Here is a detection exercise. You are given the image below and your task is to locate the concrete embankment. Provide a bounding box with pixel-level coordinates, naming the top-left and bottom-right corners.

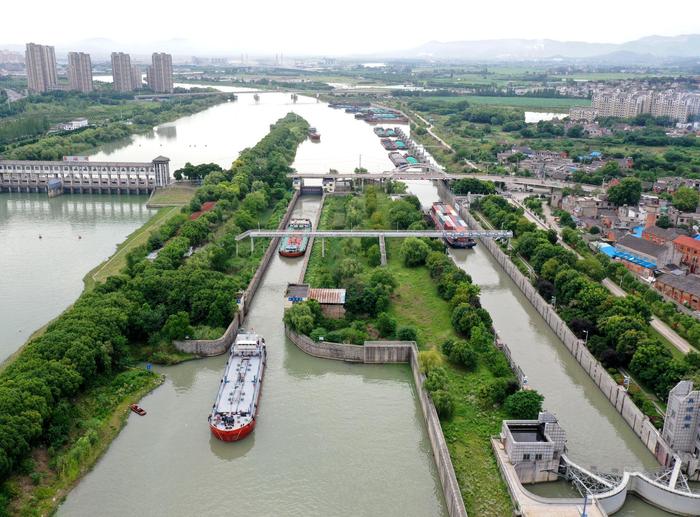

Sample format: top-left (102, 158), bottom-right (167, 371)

top-left (443, 187), bottom-right (672, 466)
top-left (297, 193), bottom-right (325, 283)
top-left (173, 190), bottom-right (301, 356)
top-left (286, 327), bottom-right (468, 517)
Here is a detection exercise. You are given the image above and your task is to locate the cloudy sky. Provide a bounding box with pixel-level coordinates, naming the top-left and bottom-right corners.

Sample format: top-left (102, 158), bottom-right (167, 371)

top-left (5, 0), bottom-right (700, 55)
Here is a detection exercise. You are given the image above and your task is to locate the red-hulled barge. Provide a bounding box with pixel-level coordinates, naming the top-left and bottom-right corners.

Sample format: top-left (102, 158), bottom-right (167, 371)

top-left (208, 331), bottom-right (266, 442)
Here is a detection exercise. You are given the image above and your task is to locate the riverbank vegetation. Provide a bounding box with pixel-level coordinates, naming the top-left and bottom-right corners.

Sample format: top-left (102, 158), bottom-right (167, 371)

top-left (0, 113), bottom-right (309, 514)
top-left (1, 92), bottom-right (229, 159)
top-left (296, 188), bottom-right (545, 516)
top-left (476, 194), bottom-right (700, 424)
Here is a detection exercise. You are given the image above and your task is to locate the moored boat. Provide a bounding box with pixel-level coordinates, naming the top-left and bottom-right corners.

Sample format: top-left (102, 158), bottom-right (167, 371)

top-left (279, 218), bottom-right (312, 257)
top-left (380, 138), bottom-right (397, 150)
top-left (389, 151), bottom-right (408, 167)
top-left (209, 331), bottom-right (266, 442)
top-left (308, 127), bottom-right (321, 142)
top-left (129, 404), bottom-right (146, 416)
top-left (430, 202), bottom-right (476, 249)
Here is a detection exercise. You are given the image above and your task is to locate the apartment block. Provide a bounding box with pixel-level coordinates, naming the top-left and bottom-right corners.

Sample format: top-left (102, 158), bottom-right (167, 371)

top-left (592, 89), bottom-right (700, 122)
top-left (111, 52), bottom-right (133, 92)
top-left (25, 43), bottom-right (57, 93)
top-left (67, 52), bottom-right (93, 93)
top-left (131, 66), bottom-right (143, 90)
top-left (148, 52), bottom-right (173, 93)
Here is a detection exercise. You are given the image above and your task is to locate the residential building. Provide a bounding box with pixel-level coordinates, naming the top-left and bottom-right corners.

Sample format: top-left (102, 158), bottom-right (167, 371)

top-left (592, 88), bottom-right (700, 123)
top-left (67, 52), bottom-right (93, 93)
top-left (568, 106), bottom-right (598, 122)
top-left (131, 66), bottom-right (142, 90)
top-left (655, 274), bottom-right (700, 310)
top-left (59, 118), bottom-right (89, 131)
top-left (674, 236), bottom-right (700, 274)
top-left (111, 52), bottom-right (133, 92)
top-left (148, 52), bottom-right (173, 93)
top-left (662, 381), bottom-right (700, 470)
top-left (25, 42), bottom-right (57, 93)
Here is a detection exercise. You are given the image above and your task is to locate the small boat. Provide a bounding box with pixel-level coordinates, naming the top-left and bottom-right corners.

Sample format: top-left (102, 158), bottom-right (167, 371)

top-left (253, 93), bottom-right (260, 102)
top-left (209, 331), bottom-right (266, 442)
top-left (279, 218), bottom-right (312, 257)
top-left (129, 403), bottom-right (146, 416)
top-left (308, 127), bottom-right (321, 142)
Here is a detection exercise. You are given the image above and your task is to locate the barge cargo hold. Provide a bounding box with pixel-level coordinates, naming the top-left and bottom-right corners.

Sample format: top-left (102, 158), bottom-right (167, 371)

top-left (389, 152), bottom-right (408, 167)
top-left (429, 202), bottom-right (476, 249)
top-left (209, 331), bottom-right (266, 442)
top-left (279, 218), bottom-right (312, 257)
top-left (380, 138), bottom-right (397, 150)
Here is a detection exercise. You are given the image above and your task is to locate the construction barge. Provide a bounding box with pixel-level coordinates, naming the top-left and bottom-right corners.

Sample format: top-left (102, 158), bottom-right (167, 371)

top-left (209, 331), bottom-right (267, 442)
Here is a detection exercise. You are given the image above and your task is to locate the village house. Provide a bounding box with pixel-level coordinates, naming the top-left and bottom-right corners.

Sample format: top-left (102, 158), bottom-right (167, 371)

top-left (615, 234), bottom-right (679, 276)
top-left (674, 236), bottom-right (700, 274)
top-left (285, 283), bottom-right (347, 318)
top-left (642, 226), bottom-right (686, 246)
top-left (655, 273), bottom-right (700, 310)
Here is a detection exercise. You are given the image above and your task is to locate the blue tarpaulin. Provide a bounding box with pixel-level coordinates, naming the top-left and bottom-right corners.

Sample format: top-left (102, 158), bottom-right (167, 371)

top-left (598, 243), bottom-right (656, 269)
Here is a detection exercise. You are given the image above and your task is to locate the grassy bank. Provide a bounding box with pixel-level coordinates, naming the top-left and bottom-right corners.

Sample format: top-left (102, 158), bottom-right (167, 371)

top-left (83, 206), bottom-right (180, 290)
top-left (146, 184), bottom-right (199, 207)
top-left (8, 369), bottom-right (163, 516)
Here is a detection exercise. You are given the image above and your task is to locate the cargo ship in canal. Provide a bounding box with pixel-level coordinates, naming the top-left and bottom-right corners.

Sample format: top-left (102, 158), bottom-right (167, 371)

top-left (209, 331), bottom-right (267, 442)
top-left (279, 218), bottom-right (312, 257)
top-left (430, 202), bottom-right (476, 249)
top-left (389, 152), bottom-right (408, 167)
top-left (308, 127), bottom-right (321, 142)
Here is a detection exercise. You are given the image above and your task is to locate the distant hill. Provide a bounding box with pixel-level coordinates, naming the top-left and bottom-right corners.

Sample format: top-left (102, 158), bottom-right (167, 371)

top-left (384, 34), bottom-right (700, 61)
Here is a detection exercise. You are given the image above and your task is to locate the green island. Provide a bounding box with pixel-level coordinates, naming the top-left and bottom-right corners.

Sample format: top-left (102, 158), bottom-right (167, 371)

top-left (0, 89), bottom-right (231, 160)
top-left (0, 113), bottom-right (309, 515)
top-left (287, 188), bottom-right (544, 516)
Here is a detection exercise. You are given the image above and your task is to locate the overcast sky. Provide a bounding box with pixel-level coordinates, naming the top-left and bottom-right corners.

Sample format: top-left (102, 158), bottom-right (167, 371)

top-left (5, 0), bottom-right (700, 55)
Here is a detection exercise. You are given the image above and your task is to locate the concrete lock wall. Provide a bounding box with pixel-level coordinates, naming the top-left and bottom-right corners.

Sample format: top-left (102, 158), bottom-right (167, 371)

top-left (285, 327), bottom-right (468, 517)
top-left (460, 205), bottom-right (672, 464)
top-left (173, 190), bottom-right (301, 356)
top-left (297, 193), bottom-right (326, 283)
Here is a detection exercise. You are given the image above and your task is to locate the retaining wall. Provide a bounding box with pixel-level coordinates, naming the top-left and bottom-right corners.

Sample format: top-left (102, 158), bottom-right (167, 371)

top-left (286, 327), bottom-right (468, 517)
top-left (458, 201), bottom-right (673, 466)
top-left (298, 193), bottom-right (325, 283)
top-left (173, 190), bottom-right (301, 356)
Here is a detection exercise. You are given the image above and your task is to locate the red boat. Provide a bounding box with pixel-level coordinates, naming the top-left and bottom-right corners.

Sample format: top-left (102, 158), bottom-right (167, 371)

top-left (279, 219), bottom-right (312, 258)
top-left (430, 202), bottom-right (476, 249)
top-left (129, 404), bottom-right (146, 416)
top-left (308, 127), bottom-right (321, 142)
top-left (209, 331), bottom-right (266, 442)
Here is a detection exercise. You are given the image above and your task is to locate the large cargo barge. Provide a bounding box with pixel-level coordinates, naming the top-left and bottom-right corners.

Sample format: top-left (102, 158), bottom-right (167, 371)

top-left (380, 138), bottom-right (397, 150)
top-left (209, 331), bottom-right (267, 442)
top-left (279, 218), bottom-right (312, 257)
top-left (430, 202), bottom-right (476, 249)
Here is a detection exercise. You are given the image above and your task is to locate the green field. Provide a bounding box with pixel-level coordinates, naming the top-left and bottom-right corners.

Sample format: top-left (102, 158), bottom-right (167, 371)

top-left (418, 95), bottom-right (590, 110)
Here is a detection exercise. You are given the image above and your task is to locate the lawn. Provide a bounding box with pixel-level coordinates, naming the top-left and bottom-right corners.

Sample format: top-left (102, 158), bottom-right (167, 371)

top-left (147, 184), bottom-right (198, 207)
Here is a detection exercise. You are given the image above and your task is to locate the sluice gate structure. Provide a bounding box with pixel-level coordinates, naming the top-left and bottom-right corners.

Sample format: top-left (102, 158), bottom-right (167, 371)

top-left (0, 156), bottom-right (171, 195)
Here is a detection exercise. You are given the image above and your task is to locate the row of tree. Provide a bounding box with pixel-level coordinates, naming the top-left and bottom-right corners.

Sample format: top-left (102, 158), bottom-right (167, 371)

top-left (0, 113), bottom-right (309, 485)
top-left (477, 195), bottom-right (700, 402)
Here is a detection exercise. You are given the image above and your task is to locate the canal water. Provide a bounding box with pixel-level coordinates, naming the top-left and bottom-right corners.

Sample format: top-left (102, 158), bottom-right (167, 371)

top-left (0, 194), bottom-right (154, 363)
top-left (3, 86), bottom-right (670, 515)
top-left (53, 97), bottom-right (447, 515)
top-left (58, 196), bottom-right (446, 516)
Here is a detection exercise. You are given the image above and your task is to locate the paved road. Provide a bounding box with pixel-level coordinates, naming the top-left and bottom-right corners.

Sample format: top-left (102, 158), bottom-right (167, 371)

top-left (602, 278), bottom-right (692, 354)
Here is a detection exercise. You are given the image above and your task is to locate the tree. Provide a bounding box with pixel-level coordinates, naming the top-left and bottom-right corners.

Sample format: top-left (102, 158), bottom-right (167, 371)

top-left (629, 342), bottom-right (672, 395)
top-left (656, 215), bottom-right (672, 229)
top-left (673, 187), bottom-right (699, 212)
top-left (388, 200), bottom-right (422, 229)
top-left (504, 390), bottom-right (544, 419)
top-left (161, 311), bottom-right (192, 341)
top-left (401, 238), bottom-right (430, 267)
top-left (448, 340), bottom-right (478, 370)
top-left (366, 244), bottom-right (381, 267)
top-left (566, 125), bottom-right (584, 138)
top-left (283, 302), bottom-right (316, 335)
top-left (607, 178), bottom-right (642, 207)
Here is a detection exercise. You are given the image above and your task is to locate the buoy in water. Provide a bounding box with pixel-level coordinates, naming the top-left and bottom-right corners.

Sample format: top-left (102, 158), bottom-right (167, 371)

top-left (78, 235), bottom-right (82, 239)
top-left (38, 235), bottom-right (42, 239)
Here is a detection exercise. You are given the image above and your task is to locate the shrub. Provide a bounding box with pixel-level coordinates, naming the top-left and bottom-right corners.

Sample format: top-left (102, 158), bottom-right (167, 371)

top-left (397, 326), bottom-right (418, 341)
top-left (431, 390), bottom-right (456, 419)
top-left (448, 340), bottom-right (478, 370)
top-left (424, 366), bottom-right (449, 393)
top-left (419, 349), bottom-right (443, 373)
top-left (376, 313), bottom-right (397, 337)
top-left (310, 327), bottom-right (328, 342)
